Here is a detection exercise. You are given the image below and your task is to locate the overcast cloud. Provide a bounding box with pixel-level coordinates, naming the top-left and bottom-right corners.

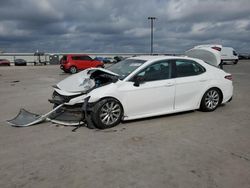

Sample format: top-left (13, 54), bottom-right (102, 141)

top-left (0, 0), bottom-right (249, 53)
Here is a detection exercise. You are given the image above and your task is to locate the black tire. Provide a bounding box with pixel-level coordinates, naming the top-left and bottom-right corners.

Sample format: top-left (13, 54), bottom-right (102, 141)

top-left (219, 62), bottom-right (223, 69)
top-left (200, 88), bottom-right (221, 112)
top-left (233, 60), bottom-right (238, 64)
top-left (91, 98), bottom-right (123, 129)
top-left (69, 66), bottom-right (77, 74)
top-left (15, 63), bottom-right (27, 66)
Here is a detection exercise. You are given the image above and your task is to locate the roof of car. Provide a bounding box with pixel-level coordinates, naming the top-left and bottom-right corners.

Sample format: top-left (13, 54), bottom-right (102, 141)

top-left (128, 55), bottom-right (184, 61)
top-left (65, 54), bottom-right (89, 56)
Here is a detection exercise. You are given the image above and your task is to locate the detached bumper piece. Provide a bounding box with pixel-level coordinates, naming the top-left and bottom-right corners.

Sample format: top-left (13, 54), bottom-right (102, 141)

top-left (7, 99), bottom-right (95, 128)
top-left (7, 109), bottom-right (42, 127)
top-left (7, 104), bottom-right (66, 127)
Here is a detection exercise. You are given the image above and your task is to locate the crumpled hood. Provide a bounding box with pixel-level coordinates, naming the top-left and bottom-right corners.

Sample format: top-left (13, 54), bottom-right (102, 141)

top-left (56, 68), bottom-right (118, 93)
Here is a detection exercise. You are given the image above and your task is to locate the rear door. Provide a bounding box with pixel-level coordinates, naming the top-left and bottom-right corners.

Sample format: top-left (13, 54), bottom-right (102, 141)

top-left (173, 59), bottom-right (208, 110)
top-left (79, 55), bottom-right (93, 69)
top-left (71, 55), bottom-right (81, 68)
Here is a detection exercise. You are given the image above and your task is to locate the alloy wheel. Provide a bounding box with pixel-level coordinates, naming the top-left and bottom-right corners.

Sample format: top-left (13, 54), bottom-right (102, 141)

top-left (205, 90), bottom-right (220, 110)
top-left (99, 101), bottom-right (121, 126)
top-left (70, 66), bottom-right (77, 74)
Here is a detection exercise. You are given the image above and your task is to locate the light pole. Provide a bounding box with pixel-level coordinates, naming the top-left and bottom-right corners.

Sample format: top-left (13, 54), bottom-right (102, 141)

top-left (148, 17), bottom-right (156, 54)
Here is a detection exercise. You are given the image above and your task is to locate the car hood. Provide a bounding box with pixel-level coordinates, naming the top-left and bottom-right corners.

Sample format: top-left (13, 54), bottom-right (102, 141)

top-left (185, 47), bottom-right (221, 66)
top-left (56, 68), bottom-right (119, 93)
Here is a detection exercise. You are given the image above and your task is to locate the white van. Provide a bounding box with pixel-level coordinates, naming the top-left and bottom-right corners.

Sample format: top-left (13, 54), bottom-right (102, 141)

top-left (221, 47), bottom-right (238, 64)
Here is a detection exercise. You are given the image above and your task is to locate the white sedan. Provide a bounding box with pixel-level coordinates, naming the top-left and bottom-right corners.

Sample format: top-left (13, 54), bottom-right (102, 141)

top-left (51, 52), bottom-right (233, 129)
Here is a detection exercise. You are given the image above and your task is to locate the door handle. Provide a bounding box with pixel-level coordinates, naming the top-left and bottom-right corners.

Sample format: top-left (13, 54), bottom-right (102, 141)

top-left (199, 79), bottom-right (207, 82)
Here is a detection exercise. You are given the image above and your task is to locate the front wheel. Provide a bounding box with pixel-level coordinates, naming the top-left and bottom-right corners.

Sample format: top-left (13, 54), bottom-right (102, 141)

top-left (91, 98), bottom-right (123, 129)
top-left (200, 88), bottom-right (221, 112)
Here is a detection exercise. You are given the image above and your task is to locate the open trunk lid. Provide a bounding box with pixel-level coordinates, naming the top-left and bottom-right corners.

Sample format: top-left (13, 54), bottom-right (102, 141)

top-left (185, 47), bottom-right (221, 66)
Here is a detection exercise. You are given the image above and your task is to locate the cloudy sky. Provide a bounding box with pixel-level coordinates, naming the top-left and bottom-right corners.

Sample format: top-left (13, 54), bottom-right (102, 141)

top-left (0, 0), bottom-right (249, 53)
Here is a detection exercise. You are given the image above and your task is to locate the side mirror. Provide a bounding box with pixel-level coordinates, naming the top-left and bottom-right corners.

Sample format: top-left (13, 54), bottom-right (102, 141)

top-left (133, 76), bottom-right (144, 87)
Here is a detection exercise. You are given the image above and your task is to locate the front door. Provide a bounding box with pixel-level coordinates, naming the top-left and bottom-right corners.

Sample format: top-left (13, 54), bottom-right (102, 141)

top-left (119, 60), bottom-right (175, 119)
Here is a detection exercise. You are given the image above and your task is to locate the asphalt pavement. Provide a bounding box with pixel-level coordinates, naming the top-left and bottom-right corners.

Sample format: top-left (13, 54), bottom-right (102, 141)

top-left (0, 61), bottom-right (250, 188)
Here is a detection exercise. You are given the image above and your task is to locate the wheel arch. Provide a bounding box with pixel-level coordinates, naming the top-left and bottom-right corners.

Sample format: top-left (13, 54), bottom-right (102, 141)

top-left (199, 87), bottom-right (223, 108)
top-left (90, 96), bottom-right (124, 129)
top-left (92, 96), bottom-right (124, 114)
top-left (69, 65), bottom-right (78, 73)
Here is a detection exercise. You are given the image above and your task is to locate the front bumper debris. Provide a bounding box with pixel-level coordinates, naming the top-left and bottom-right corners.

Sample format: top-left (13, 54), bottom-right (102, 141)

top-left (7, 109), bottom-right (42, 127)
top-left (7, 104), bottom-right (66, 127)
top-left (7, 97), bottom-right (95, 128)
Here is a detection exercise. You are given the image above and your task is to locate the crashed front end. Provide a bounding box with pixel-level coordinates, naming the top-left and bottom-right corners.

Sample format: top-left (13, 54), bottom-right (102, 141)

top-left (7, 68), bottom-right (119, 128)
top-left (48, 92), bottom-right (94, 128)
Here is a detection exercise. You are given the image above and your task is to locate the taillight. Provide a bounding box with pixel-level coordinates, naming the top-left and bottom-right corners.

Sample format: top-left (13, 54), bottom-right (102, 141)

top-left (212, 46), bottom-right (221, 51)
top-left (225, 75), bottom-right (232, 81)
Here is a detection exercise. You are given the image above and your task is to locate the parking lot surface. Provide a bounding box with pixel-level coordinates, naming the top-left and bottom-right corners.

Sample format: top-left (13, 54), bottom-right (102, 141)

top-left (0, 61), bottom-right (250, 188)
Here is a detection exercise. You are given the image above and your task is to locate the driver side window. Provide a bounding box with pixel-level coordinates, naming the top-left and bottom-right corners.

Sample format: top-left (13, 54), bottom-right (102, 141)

top-left (135, 61), bottom-right (171, 82)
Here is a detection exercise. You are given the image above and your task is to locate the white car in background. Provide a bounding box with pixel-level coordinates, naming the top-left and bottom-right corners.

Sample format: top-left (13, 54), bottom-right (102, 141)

top-left (50, 49), bottom-right (233, 129)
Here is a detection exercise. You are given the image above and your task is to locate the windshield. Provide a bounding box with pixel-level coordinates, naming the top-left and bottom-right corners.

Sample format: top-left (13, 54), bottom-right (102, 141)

top-left (107, 59), bottom-right (146, 80)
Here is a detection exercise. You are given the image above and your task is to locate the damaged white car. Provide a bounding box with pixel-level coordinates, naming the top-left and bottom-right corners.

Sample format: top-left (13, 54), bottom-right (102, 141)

top-left (8, 48), bottom-right (233, 129)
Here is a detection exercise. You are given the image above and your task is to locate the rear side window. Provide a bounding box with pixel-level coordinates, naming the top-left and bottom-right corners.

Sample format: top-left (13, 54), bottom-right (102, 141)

top-left (72, 56), bottom-right (81, 60)
top-left (175, 60), bottom-right (205, 77)
top-left (80, 56), bottom-right (92, 60)
top-left (71, 56), bottom-right (92, 60)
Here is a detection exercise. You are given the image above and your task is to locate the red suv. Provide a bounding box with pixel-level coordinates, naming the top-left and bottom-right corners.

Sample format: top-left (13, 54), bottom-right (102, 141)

top-left (0, 59), bottom-right (10, 66)
top-left (60, 54), bottom-right (104, 74)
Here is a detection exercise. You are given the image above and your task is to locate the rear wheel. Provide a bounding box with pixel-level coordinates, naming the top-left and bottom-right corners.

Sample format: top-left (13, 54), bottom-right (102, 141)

top-left (233, 60), bottom-right (238, 64)
top-left (200, 88), bottom-right (221, 112)
top-left (91, 98), bottom-right (123, 129)
top-left (69, 66), bottom-right (77, 74)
